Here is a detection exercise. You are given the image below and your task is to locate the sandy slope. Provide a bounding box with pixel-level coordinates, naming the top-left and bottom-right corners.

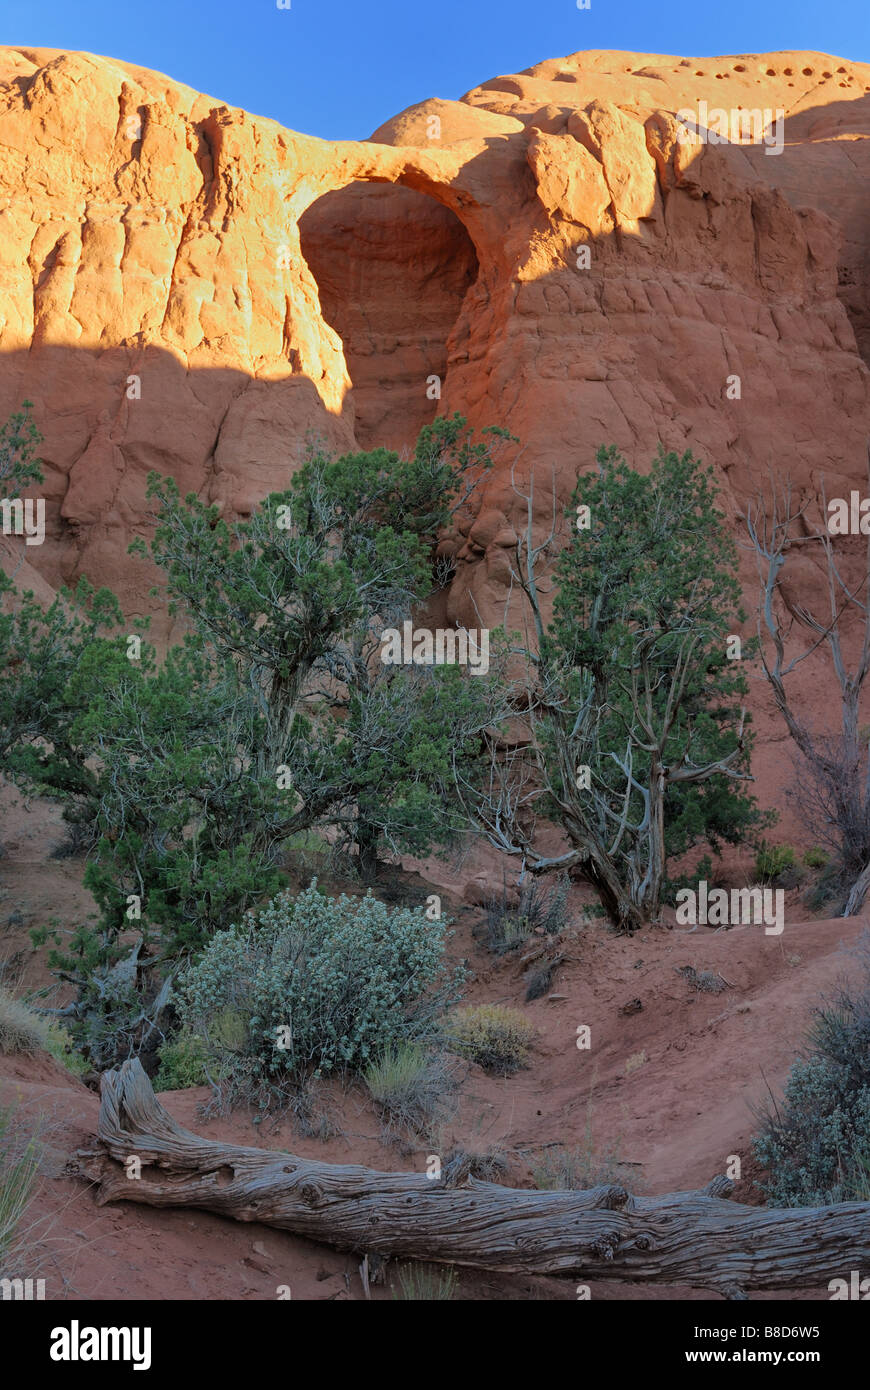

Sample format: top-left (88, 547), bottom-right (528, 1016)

top-left (1, 838), bottom-right (865, 1301)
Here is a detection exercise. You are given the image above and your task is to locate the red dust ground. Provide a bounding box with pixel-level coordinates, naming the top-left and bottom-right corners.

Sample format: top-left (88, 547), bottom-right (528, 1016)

top-left (1, 781), bottom-right (866, 1301)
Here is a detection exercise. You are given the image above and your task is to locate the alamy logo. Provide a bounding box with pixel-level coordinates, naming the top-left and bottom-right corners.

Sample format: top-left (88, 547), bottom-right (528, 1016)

top-left (49, 1321), bottom-right (152, 1371)
top-left (675, 881), bottom-right (784, 935)
top-left (1, 1277), bottom-right (45, 1300)
top-left (0, 497), bottom-right (45, 545)
top-left (379, 622), bottom-right (490, 675)
top-left (826, 493), bottom-right (870, 535)
top-left (828, 1271), bottom-right (870, 1299)
top-left (674, 102), bottom-right (785, 155)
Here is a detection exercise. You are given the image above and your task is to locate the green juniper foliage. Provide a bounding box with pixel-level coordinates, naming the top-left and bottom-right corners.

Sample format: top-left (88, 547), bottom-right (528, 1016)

top-left (550, 446), bottom-right (762, 862)
top-left (0, 402), bottom-right (42, 496)
top-left (132, 414), bottom-right (505, 884)
top-left (0, 411), bottom-right (504, 1062)
top-left (475, 445), bottom-right (767, 931)
top-left (0, 577), bottom-right (124, 827)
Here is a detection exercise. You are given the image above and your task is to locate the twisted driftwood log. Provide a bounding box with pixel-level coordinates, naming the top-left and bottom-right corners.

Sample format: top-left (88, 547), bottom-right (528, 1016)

top-left (81, 1059), bottom-right (870, 1298)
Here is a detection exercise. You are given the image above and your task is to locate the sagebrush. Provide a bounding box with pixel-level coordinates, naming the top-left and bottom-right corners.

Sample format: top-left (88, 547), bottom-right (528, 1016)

top-left (753, 933), bottom-right (870, 1204)
top-left (175, 882), bottom-right (465, 1107)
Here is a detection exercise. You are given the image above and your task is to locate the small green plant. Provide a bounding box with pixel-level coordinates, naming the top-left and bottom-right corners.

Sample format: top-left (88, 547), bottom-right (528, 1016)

top-left (804, 858), bottom-right (849, 914)
top-left (210, 1008), bottom-right (249, 1054)
top-left (580, 903), bottom-right (610, 924)
top-left (0, 1104), bottom-right (41, 1279)
top-left (533, 1135), bottom-right (626, 1191)
top-left (363, 1044), bottom-right (456, 1133)
top-left (665, 852), bottom-right (721, 897)
top-left (0, 988), bottom-right (49, 1055)
top-left (154, 1033), bottom-right (209, 1091)
top-left (754, 840), bottom-right (797, 884)
top-left (444, 1004), bottom-right (535, 1075)
top-left (694, 854), bottom-right (715, 884)
top-left (394, 1263), bottom-right (458, 1300)
top-left (44, 1023), bottom-right (90, 1078)
top-left (803, 846), bottom-right (829, 870)
top-left (493, 914), bottom-right (531, 952)
top-left (0, 988), bottom-right (90, 1077)
top-left (482, 877), bottom-right (569, 955)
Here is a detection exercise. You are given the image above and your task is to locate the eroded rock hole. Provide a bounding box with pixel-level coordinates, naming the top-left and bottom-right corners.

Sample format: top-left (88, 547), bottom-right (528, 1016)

top-left (299, 183), bottom-right (479, 452)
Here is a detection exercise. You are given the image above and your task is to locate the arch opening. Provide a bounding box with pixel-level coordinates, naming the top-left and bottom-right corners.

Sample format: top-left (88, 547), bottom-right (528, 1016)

top-left (299, 181), bottom-right (479, 452)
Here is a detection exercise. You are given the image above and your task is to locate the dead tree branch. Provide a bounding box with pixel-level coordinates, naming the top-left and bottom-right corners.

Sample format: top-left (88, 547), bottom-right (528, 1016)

top-left (79, 1061), bottom-right (870, 1299)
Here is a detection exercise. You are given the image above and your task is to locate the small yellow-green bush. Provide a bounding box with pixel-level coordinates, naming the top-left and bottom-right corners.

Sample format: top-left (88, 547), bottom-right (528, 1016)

top-left (754, 840), bottom-right (797, 884)
top-left (444, 1004), bottom-right (535, 1075)
top-left (0, 988), bottom-right (89, 1077)
top-left (803, 846), bottom-right (829, 870)
top-left (44, 1023), bottom-right (89, 1078)
top-left (394, 1263), bottom-right (457, 1300)
top-left (154, 1033), bottom-right (209, 1091)
top-left (363, 1043), bottom-right (455, 1132)
top-left (0, 988), bottom-right (49, 1056)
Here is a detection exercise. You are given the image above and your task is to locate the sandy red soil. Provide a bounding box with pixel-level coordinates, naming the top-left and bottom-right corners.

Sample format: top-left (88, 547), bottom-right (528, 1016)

top-left (1, 781), bottom-right (865, 1301)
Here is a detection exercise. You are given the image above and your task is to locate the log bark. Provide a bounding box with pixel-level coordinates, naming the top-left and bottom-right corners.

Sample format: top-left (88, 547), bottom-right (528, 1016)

top-left (82, 1059), bottom-right (870, 1298)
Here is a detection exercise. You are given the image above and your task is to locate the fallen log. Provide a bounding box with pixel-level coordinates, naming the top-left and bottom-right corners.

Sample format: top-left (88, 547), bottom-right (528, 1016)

top-left (81, 1059), bottom-right (870, 1298)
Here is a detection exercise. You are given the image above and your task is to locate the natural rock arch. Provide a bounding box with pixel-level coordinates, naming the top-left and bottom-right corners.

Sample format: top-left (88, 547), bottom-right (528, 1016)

top-left (299, 182), bottom-right (480, 452)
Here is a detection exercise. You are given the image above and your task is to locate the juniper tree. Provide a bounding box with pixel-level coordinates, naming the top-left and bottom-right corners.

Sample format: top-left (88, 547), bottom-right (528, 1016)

top-left (20, 417), bottom-right (507, 963)
top-left (3, 413), bottom-right (510, 1060)
top-left (463, 445), bottom-right (764, 932)
top-left (135, 414), bottom-right (508, 887)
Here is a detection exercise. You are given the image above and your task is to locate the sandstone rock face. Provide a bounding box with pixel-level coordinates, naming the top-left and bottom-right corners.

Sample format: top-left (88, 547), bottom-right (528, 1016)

top-left (299, 184), bottom-right (479, 451)
top-left (0, 45), bottom-right (868, 637)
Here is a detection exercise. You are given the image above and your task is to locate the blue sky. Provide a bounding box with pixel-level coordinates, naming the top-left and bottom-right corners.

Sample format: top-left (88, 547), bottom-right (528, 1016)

top-left (4, 0), bottom-right (869, 140)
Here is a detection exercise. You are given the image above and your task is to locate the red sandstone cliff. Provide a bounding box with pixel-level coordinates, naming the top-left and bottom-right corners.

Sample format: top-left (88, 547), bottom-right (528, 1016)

top-left (0, 45), bottom-right (868, 637)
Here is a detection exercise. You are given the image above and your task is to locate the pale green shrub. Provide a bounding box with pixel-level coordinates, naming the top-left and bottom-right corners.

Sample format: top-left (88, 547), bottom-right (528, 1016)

top-left (176, 882), bottom-right (464, 1104)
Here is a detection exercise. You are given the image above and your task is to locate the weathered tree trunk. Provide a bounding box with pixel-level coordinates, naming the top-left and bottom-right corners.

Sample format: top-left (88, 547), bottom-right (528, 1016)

top-left (843, 857), bottom-right (870, 917)
top-left (79, 1060), bottom-right (870, 1298)
top-left (356, 821), bottom-right (380, 883)
top-left (582, 854), bottom-right (645, 934)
